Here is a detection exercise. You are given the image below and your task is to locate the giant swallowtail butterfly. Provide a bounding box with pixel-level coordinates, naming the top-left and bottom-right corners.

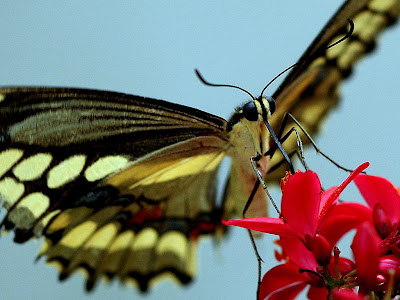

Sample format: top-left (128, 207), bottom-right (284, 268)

top-left (0, 0), bottom-right (399, 297)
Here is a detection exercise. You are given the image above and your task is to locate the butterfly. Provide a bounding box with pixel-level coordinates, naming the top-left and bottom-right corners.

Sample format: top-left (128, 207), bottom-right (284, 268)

top-left (0, 0), bottom-right (399, 294)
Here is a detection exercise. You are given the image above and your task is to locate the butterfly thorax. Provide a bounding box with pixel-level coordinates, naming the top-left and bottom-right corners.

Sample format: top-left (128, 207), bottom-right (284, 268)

top-left (224, 115), bottom-right (271, 217)
top-left (222, 97), bottom-right (274, 218)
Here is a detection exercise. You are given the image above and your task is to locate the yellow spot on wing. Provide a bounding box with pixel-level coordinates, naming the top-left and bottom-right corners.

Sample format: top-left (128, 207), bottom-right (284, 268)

top-left (337, 41), bottom-right (365, 70)
top-left (44, 207), bottom-right (122, 262)
top-left (99, 231), bottom-right (134, 275)
top-left (155, 231), bottom-right (187, 257)
top-left (154, 231), bottom-right (191, 273)
top-left (33, 209), bottom-right (61, 237)
top-left (369, 0), bottom-right (398, 12)
top-left (13, 153), bottom-right (53, 181)
top-left (68, 222), bottom-right (120, 270)
top-left (0, 149), bottom-right (24, 177)
top-left (38, 240), bottom-right (52, 257)
top-left (133, 228), bottom-right (158, 250)
top-left (53, 207), bottom-right (121, 249)
top-left (107, 151), bottom-right (224, 193)
top-left (45, 207), bottom-right (93, 235)
top-left (353, 11), bottom-right (385, 43)
top-left (8, 192), bottom-right (50, 229)
top-left (107, 230), bottom-right (134, 253)
top-left (86, 222), bottom-right (120, 249)
top-left (84, 156), bottom-right (129, 182)
top-left (47, 155), bottom-right (87, 188)
top-left (120, 228), bottom-right (158, 276)
top-left (58, 220), bottom-right (98, 248)
top-left (154, 153), bottom-right (221, 184)
top-left (0, 177), bottom-right (25, 209)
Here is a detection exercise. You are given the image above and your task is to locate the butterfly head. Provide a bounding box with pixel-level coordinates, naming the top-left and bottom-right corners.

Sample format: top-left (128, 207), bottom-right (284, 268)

top-left (242, 96), bottom-right (276, 122)
top-left (242, 96), bottom-right (276, 157)
top-left (228, 96), bottom-right (276, 163)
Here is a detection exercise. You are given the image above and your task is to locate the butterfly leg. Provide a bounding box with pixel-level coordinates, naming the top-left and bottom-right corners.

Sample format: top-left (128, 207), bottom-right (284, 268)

top-left (244, 117), bottom-right (297, 217)
top-left (278, 112), bottom-right (353, 172)
top-left (270, 122), bottom-right (309, 171)
top-left (242, 115), bottom-right (314, 298)
top-left (241, 179), bottom-right (263, 299)
top-left (247, 117), bottom-right (303, 218)
top-left (249, 155), bottom-right (281, 217)
top-left (266, 149), bottom-right (297, 173)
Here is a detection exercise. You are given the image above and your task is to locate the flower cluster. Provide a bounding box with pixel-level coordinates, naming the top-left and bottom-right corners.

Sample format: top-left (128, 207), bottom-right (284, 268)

top-left (224, 162), bottom-right (400, 299)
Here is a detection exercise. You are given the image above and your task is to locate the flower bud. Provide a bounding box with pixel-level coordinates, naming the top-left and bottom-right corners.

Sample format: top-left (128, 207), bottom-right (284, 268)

top-left (311, 234), bottom-right (332, 266)
top-left (373, 204), bottom-right (392, 240)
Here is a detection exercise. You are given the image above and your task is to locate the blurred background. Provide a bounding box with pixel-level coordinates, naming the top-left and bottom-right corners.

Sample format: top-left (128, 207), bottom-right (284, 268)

top-left (0, 1), bottom-right (399, 299)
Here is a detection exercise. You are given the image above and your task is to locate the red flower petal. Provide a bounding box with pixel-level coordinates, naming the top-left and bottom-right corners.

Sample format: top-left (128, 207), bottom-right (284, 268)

top-left (319, 163), bottom-right (369, 222)
top-left (222, 217), bottom-right (299, 237)
top-left (354, 174), bottom-right (400, 224)
top-left (373, 203), bottom-right (393, 239)
top-left (280, 236), bottom-right (318, 270)
top-left (327, 256), bottom-right (355, 276)
top-left (319, 186), bottom-right (337, 214)
top-left (319, 202), bottom-right (372, 247)
top-left (281, 171), bottom-right (321, 236)
top-left (331, 288), bottom-right (363, 300)
top-left (351, 221), bottom-right (381, 292)
top-left (307, 286), bottom-right (328, 300)
top-left (310, 234), bottom-right (331, 266)
top-left (378, 254), bottom-right (400, 278)
top-left (258, 263), bottom-right (308, 300)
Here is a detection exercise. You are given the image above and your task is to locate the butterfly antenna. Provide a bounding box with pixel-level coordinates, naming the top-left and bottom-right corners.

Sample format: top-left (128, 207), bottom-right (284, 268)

top-left (259, 18), bottom-right (354, 97)
top-left (195, 69), bottom-right (256, 100)
top-left (326, 18), bottom-right (354, 50)
top-left (260, 63), bottom-right (297, 97)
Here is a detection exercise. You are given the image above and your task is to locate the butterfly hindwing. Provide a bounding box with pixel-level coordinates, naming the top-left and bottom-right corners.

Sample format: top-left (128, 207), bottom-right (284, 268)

top-left (0, 88), bottom-right (227, 290)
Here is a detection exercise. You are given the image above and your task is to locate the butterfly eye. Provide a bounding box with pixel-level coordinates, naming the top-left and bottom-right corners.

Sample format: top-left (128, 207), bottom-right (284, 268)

top-left (243, 101), bottom-right (259, 121)
top-left (266, 96), bottom-right (276, 115)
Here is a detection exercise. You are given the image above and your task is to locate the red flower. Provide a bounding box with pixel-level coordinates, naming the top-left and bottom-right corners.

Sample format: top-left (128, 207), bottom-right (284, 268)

top-left (354, 174), bottom-right (400, 254)
top-left (224, 163), bottom-right (370, 261)
top-left (351, 174), bottom-right (400, 293)
top-left (350, 221), bottom-right (400, 295)
top-left (224, 163), bottom-right (371, 299)
top-left (258, 237), bottom-right (356, 300)
top-left (257, 263), bottom-right (310, 300)
top-left (351, 221), bottom-right (381, 293)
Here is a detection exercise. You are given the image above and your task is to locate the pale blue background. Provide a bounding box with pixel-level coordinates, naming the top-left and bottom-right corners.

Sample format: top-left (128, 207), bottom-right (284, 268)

top-left (0, 1), bottom-right (399, 299)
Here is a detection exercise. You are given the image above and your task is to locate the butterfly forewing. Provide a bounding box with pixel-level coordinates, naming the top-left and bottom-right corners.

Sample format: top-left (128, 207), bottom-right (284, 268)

top-left (0, 88), bottom-right (227, 153)
top-left (266, 0), bottom-right (400, 181)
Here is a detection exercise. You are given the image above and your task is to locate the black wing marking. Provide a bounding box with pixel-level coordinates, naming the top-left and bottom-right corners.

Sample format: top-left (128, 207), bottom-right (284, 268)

top-left (0, 87), bottom-right (227, 157)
